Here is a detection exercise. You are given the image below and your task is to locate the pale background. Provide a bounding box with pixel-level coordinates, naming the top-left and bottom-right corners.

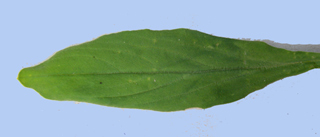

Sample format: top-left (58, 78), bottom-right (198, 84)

top-left (1, 0), bottom-right (319, 137)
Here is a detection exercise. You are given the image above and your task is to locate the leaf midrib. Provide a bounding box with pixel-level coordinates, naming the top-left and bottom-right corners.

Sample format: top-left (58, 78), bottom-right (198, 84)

top-left (21, 60), bottom-right (319, 78)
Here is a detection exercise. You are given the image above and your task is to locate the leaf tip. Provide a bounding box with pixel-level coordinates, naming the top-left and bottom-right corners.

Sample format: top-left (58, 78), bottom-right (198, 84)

top-left (17, 68), bottom-right (27, 87)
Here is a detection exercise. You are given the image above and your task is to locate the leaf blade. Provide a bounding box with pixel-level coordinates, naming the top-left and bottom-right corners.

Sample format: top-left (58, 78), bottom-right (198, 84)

top-left (18, 28), bottom-right (320, 111)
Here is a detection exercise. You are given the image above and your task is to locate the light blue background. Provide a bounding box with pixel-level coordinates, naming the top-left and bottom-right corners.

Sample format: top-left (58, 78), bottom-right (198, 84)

top-left (1, 0), bottom-right (319, 137)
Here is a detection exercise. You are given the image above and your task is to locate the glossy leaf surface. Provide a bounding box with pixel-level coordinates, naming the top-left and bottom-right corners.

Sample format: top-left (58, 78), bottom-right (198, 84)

top-left (18, 29), bottom-right (320, 111)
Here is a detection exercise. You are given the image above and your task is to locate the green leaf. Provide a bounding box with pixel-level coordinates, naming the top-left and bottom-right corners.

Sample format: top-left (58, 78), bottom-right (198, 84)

top-left (17, 28), bottom-right (320, 112)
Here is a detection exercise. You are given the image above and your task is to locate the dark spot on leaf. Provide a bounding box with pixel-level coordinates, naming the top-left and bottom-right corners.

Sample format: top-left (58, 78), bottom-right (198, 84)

top-left (93, 56), bottom-right (95, 58)
top-left (100, 82), bottom-right (102, 84)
